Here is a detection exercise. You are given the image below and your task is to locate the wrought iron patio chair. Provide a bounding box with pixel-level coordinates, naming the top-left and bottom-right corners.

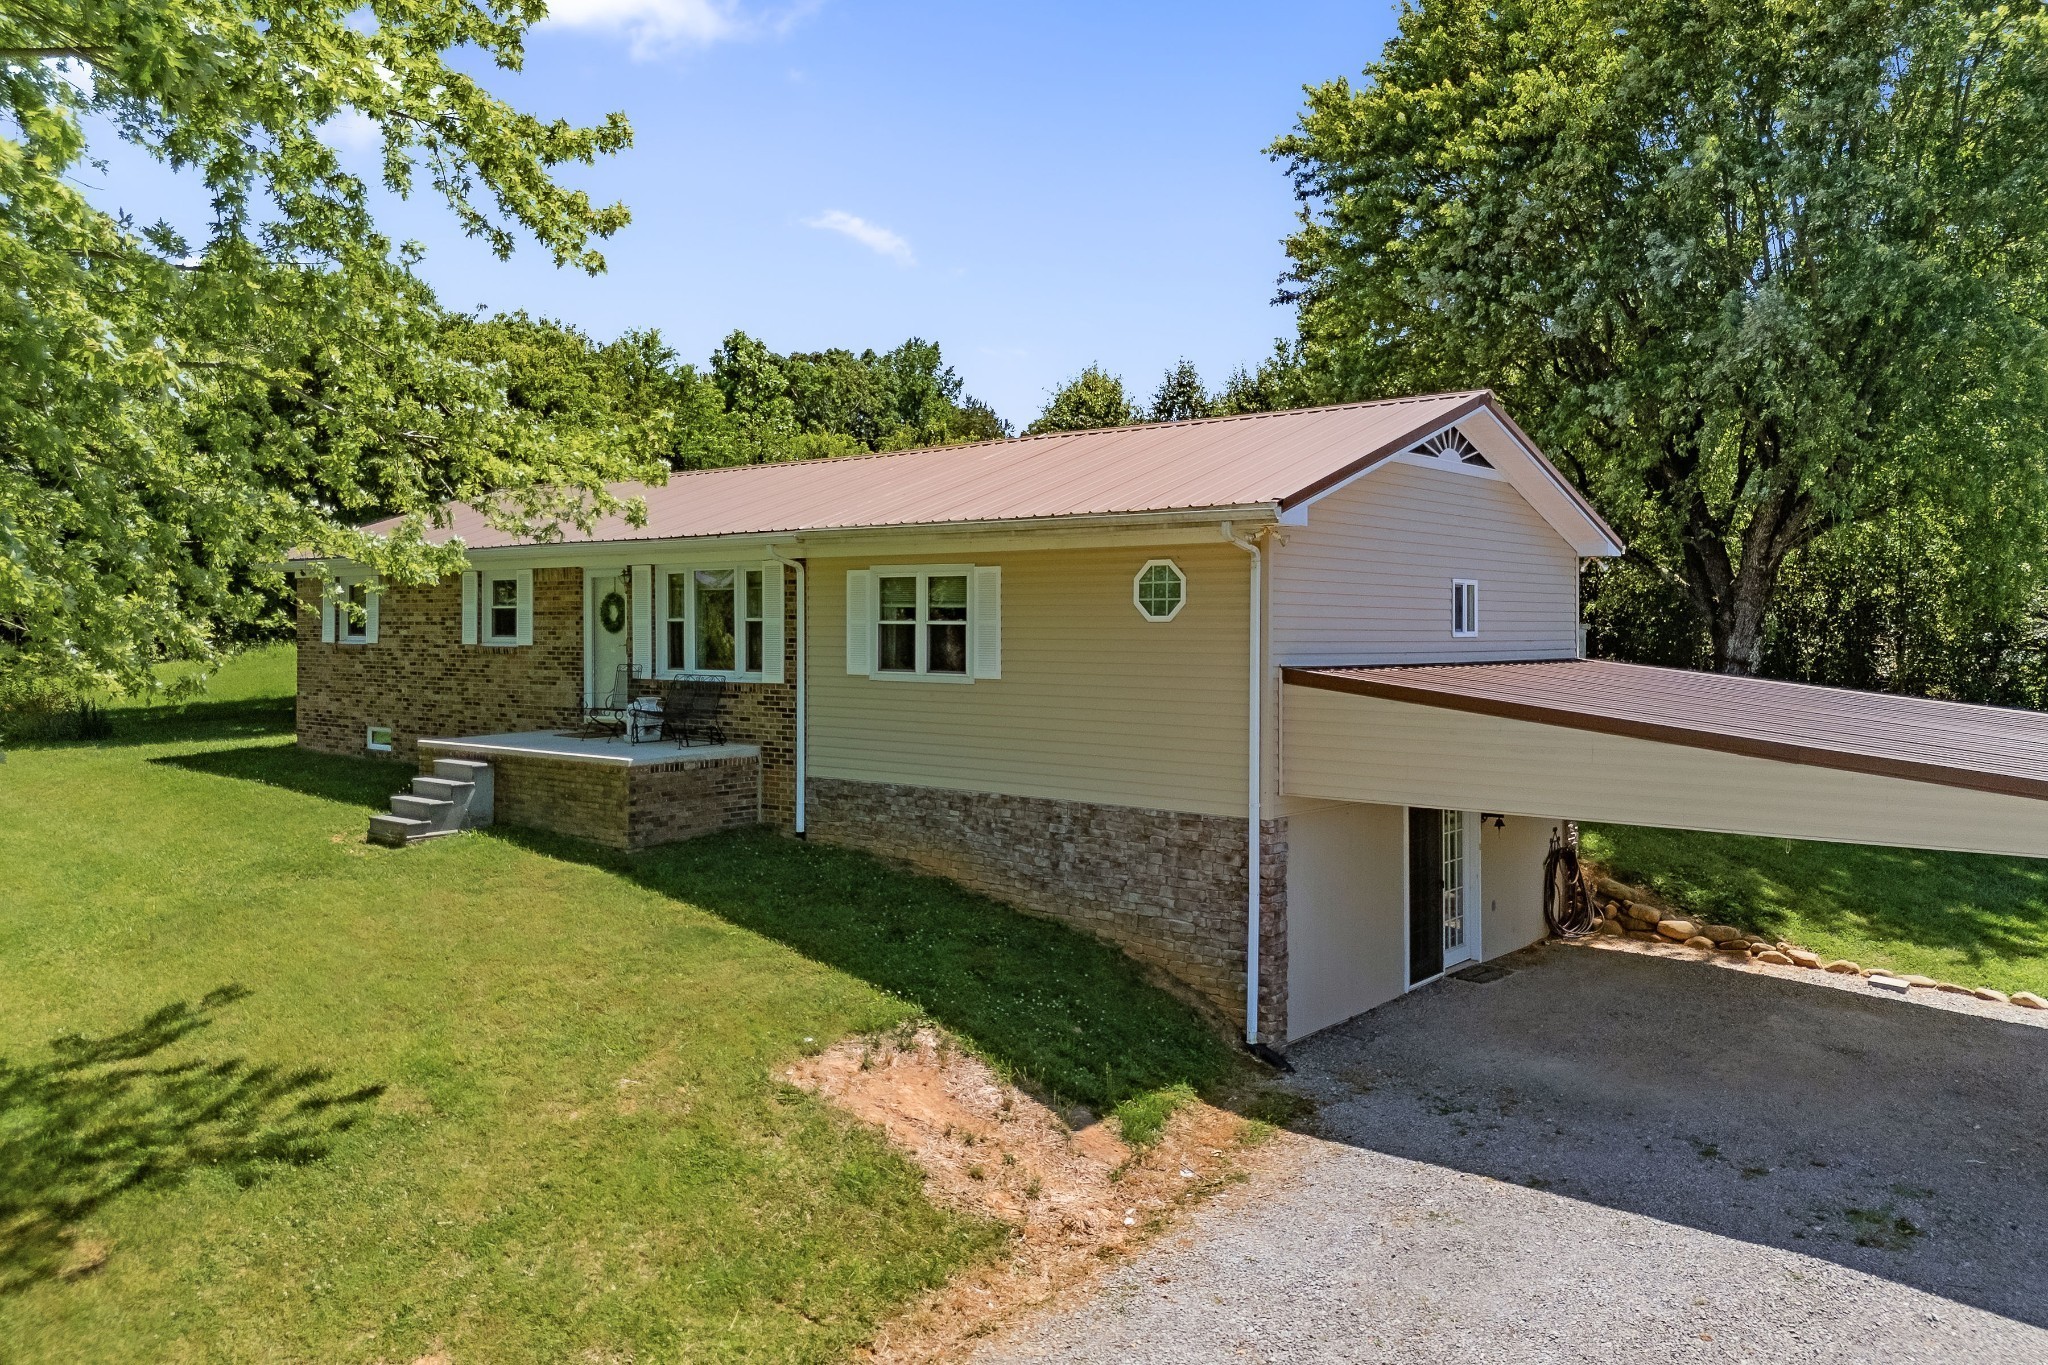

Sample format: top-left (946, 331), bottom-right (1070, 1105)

top-left (659, 677), bottom-right (727, 747)
top-left (579, 663), bottom-right (632, 738)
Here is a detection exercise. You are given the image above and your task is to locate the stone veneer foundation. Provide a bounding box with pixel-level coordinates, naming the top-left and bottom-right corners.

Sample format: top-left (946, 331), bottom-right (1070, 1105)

top-left (808, 777), bottom-right (1289, 1041)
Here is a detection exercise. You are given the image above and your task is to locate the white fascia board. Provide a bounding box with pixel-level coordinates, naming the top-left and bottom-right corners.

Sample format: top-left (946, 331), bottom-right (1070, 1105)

top-left (1457, 409), bottom-right (1622, 557)
top-left (449, 508), bottom-right (1284, 568)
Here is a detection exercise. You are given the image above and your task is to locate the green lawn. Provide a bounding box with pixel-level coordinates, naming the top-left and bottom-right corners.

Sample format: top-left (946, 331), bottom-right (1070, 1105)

top-left (0, 645), bottom-right (1236, 1362)
top-left (1584, 823), bottom-right (2048, 997)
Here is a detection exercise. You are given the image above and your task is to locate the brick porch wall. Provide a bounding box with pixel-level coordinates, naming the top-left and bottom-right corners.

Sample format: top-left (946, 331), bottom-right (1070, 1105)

top-left (295, 569), bottom-right (583, 760)
top-left (808, 776), bottom-right (1290, 1041)
top-left (421, 744), bottom-right (761, 851)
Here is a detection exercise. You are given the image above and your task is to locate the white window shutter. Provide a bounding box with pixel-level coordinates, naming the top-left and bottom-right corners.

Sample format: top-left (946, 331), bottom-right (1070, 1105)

top-left (512, 569), bottom-right (534, 646)
top-left (760, 561), bottom-right (785, 683)
top-left (631, 564), bottom-right (654, 677)
top-left (971, 566), bottom-right (1001, 679)
top-left (364, 587), bottom-right (380, 645)
top-left (460, 571), bottom-right (479, 645)
top-left (845, 570), bottom-right (874, 675)
top-left (319, 583), bottom-right (337, 644)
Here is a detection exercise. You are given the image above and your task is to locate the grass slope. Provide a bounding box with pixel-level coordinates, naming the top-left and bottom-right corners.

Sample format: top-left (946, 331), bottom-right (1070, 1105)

top-left (1584, 823), bottom-right (2048, 997)
top-left (0, 646), bottom-right (1235, 1362)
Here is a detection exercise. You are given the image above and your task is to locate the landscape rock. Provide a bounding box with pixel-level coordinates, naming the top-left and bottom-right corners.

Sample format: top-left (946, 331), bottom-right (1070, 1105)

top-left (1755, 950), bottom-right (1793, 966)
top-left (2013, 992), bottom-right (2048, 1010)
top-left (1904, 975), bottom-right (1938, 989)
top-left (1936, 982), bottom-right (1974, 995)
top-left (1715, 942), bottom-right (1749, 954)
top-left (1626, 931), bottom-right (1661, 942)
top-left (1656, 919), bottom-right (1698, 940)
top-left (1683, 936), bottom-right (1714, 949)
top-left (1596, 920), bottom-right (1625, 937)
top-left (1622, 902), bottom-right (1662, 924)
top-left (1973, 987), bottom-right (2010, 1004)
top-left (1824, 960), bottom-right (1860, 974)
top-left (1599, 877), bottom-right (1646, 905)
top-left (1701, 925), bottom-right (1743, 943)
top-left (1788, 950), bottom-right (1821, 969)
top-left (1869, 975), bottom-right (1911, 993)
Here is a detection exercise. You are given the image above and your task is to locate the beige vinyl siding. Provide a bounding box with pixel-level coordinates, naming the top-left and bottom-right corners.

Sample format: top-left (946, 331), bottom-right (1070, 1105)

top-left (1285, 800), bottom-right (1408, 1038)
top-left (1282, 684), bottom-right (2048, 859)
top-left (1271, 458), bottom-right (1581, 666)
top-left (810, 543), bottom-right (1250, 817)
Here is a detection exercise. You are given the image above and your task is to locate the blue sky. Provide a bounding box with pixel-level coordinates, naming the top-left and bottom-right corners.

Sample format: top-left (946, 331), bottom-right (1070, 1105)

top-left (104, 2), bottom-right (1404, 425)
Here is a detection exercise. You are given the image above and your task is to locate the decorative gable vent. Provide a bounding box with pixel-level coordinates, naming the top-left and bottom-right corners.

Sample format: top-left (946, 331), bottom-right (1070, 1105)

top-left (1409, 426), bottom-right (1492, 468)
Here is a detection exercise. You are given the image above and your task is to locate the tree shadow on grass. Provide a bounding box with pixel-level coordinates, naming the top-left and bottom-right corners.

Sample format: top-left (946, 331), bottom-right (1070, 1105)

top-left (489, 824), bottom-right (1245, 1118)
top-left (7, 697), bottom-right (299, 750)
top-left (0, 986), bottom-right (384, 1294)
top-left (1586, 824), bottom-right (2048, 973)
top-left (151, 740), bottom-right (415, 812)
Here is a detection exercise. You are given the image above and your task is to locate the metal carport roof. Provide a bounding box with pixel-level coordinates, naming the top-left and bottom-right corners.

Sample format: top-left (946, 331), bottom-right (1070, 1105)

top-left (1281, 660), bottom-right (2048, 859)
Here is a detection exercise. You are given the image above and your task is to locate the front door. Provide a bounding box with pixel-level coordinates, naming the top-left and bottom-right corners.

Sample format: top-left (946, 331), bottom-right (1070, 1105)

top-left (1409, 807), bottom-right (1476, 985)
top-left (586, 571), bottom-right (631, 707)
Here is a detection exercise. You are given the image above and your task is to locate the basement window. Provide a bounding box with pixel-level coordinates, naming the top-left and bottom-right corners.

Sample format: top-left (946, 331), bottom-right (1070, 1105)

top-left (365, 725), bottom-right (394, 753)
top-left (1452, 579), bottom-right (1479, 637)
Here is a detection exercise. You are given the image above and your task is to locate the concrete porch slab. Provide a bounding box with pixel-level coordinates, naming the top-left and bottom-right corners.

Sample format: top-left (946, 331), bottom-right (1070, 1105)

top-left (417, 731), bottom-right (760, 768)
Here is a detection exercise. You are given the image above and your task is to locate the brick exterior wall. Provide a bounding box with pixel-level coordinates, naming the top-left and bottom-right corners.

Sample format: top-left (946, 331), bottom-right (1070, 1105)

top-left (421, 745), bottom-right (761, 851)
top-left (295, 570), bottom-right (583, 759)
top-left (808, 776), bottom-right (1291, 1040)
top-left (298, 567), bottom-right (802, 832)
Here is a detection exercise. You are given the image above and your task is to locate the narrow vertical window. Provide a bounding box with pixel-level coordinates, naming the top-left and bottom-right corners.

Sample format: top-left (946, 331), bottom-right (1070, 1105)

top-left (876, 575), bottom-right (918, 672)
top-left (694, 568), bottom-right (737, 672)
top-left (744, 569), bottom-right (765, 674)
top-left (343, 582), bottom-right (370, 641)
top-left (665, 573), bottom-right (687, 669)
top-left (1452, 579), bottom-right (1479, 637)
top-left (489, 577), bottom-right (519, 641)
top-left (927, 574), bottom-right (968, 674)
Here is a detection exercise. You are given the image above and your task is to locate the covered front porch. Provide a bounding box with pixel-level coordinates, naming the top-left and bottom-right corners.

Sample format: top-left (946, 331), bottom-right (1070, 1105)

top-left (1276, 658), bottom-right (2048, 1040)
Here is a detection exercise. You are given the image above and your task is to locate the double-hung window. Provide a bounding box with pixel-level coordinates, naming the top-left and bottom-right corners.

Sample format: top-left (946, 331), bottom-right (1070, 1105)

top-left (324, 578), bottom-right (378, 645)
top-left (848, 565), bottom-right (998, 681)
top-left (662, 566), bottom-right (769, 676)
top-left (460, 568), bottom-right (531, 647)
top-left (877, 571), bottom-right (969, 676)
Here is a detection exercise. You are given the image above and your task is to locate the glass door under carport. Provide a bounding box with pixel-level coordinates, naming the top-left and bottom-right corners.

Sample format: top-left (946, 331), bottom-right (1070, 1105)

top-left (1407, 807), bottom-right (1478, 986)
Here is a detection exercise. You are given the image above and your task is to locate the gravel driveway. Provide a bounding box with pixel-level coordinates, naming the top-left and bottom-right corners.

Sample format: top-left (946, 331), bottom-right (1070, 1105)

top-left (977, 942), bottom-right (2048, 1363)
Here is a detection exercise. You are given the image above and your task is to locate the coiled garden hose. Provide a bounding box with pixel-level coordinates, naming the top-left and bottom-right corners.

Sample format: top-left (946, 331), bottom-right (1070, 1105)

top-left (1543, 829), bottom-right (1599, 939)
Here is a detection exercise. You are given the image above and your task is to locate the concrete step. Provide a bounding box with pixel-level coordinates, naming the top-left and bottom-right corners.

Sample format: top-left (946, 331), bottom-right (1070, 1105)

top-left (411, 775), bottom-right (472, 802)
top-left (429, 758), bottom-right (494, 827)
top-left (390, 793), bottom-right (455, 827)
top-left (368, 813), bottom-right (431, 848)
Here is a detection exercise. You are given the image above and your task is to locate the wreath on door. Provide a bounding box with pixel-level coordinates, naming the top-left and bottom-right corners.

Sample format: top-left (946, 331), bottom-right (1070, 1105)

top-left (598, 589), bottom-right (628, 635)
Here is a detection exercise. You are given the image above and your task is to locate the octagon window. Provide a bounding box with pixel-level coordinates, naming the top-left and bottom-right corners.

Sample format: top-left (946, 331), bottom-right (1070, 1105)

top-left (1134, 560), bottom-right (1187, 621)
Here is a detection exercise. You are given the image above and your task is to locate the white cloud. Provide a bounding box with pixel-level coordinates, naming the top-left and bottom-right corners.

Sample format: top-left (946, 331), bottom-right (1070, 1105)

top-left (321, 109), bottom-right (382, 155)
top-left (805, 209), bottom-right (915, 267)
top-left (544, 0), bottom-right (820, 58)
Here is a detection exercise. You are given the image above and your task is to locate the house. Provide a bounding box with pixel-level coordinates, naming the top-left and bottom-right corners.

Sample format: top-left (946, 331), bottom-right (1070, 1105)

top-left (295, 392), bottom-right (2048, 1046)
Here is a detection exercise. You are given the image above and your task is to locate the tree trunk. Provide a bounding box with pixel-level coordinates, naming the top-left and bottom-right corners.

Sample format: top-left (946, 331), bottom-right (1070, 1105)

top-left (1697, 481), bottom-right (1813, 675)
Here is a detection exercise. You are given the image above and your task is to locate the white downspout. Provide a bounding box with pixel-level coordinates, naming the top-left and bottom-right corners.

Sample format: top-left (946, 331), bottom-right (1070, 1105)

top-left (1223, 520), bottom-right (1263, 1044)
top-left (771, 548), bottom-right (808, 835)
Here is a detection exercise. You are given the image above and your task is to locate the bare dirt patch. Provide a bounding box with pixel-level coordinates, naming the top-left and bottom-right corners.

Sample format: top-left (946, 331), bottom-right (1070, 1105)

top-left (787, 1028), bottom-right (1291, 1361)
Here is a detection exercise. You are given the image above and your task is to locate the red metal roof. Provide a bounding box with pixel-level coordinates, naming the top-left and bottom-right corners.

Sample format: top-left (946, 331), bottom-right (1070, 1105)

top-left (364, 390), bottom-right (1610, 550)
top-left (1284, 660), bottom-right (2048, 802)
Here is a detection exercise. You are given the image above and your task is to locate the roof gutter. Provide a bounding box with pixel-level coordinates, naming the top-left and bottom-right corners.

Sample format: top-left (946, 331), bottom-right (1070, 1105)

top-left (768, 545), bottom-right (807, 836)
top-left (1222, 519), bottom-right (1267, 1048)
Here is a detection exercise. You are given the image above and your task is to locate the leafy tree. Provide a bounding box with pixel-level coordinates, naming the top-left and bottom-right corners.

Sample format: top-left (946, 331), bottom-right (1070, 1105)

top-left (1210, 343), bottom-right (1324, 416)
top-left (1148, 360), bottom-right (1213, 422)
top-left (1273, 0), bottom-right (2048, 673)
top-left (1025, 365), bottom-right (1142, 434)
top-left (1, 0), bottom-right (648, 702)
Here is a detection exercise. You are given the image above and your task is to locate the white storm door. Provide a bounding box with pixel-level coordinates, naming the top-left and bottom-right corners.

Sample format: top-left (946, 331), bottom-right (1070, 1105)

top-left (1440, 810), bottom-right (1476, 969)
